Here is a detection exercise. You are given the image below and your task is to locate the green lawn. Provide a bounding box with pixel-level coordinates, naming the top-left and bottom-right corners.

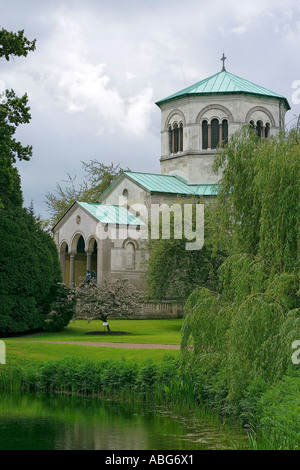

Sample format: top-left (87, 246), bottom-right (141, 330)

top-left (1, 319), bottom-right (182, 368)
top-left (3, 319), bottom-right (182, 344)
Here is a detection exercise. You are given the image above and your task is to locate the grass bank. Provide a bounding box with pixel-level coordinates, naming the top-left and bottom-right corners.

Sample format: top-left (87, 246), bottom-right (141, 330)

top-left (0, 319), bottom-right (181, 368)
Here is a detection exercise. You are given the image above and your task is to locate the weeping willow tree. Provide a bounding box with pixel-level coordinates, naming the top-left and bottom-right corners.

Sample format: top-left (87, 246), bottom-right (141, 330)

top-left (181, 127), bottom-right (300, 414)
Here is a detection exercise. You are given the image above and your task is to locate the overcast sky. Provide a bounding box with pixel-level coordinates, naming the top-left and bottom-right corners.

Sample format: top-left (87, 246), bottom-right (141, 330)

top-left (1, 0), bottom-right (300, 218)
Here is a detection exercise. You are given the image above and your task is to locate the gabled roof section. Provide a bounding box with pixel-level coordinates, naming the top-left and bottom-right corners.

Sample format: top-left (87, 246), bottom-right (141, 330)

top-left (156, 70), bottom-right (290, 110)
top-left (77, 202), bottom-right (145, 225)
top-left (52, 201), bottom-right (145, 231)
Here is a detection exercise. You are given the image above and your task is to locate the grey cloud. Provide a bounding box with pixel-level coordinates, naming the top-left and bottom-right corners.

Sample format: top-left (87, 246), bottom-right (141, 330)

top-left (1, 0), bottom-right (299, 218)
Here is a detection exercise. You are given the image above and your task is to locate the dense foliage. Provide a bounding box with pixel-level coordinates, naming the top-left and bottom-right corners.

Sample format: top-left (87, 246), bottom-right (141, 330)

top-left (44, 283), bottom-right (76, 333)
top-left (45, 161), bottom-right (125, 225)
top-left (0, 207), bottom-right (63, 335)
top-left (181, 127), bottom-right (300, 447)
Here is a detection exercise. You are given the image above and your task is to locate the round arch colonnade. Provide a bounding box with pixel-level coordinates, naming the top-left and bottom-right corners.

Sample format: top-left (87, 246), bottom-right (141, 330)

top-left (59, 234), bottom-right (98, 286)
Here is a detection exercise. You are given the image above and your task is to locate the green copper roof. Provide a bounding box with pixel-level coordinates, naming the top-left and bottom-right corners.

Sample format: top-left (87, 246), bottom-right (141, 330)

top-left (96, 171), bottom-right (219, 203)
top-left (123, 171), bottom-right (218, 196)
top-left (156, 70), bottom-right (290, 109)
top-left (77, 202), bottom-right (144, 225)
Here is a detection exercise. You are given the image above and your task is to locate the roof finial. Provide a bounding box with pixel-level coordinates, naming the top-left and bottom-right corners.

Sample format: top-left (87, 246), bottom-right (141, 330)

top-left (221, 52), bottom-right (227, 72)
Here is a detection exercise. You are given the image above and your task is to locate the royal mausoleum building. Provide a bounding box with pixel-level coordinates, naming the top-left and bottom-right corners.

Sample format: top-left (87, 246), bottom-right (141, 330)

top-left (53, 59), bottom-right (290, 295)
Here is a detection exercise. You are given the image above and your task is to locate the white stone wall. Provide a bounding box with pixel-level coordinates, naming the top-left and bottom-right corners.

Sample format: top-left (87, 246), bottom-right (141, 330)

top-left (110, 237), bottom-right (146, 290)
top-left (98, 174), bottom-right (148, 208)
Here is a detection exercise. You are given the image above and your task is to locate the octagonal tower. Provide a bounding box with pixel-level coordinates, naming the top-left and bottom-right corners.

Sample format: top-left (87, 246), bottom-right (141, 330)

top-left (156, 62), bottom-right (290, 184)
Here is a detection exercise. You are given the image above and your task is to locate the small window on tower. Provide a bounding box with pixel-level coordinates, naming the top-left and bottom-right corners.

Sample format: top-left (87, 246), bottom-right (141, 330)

top-left (173, 123), bottom-right (178, 153)
top-left (179, 123), bottom-right (183, 152)
top-left (168, 123), bottom-right (182, 154)
top-left (202, 120), bottom-right (208, 150)
top-left (211, 119), bottom-right (219, 149)
top-left (222, 119), bottom-right (228, 145)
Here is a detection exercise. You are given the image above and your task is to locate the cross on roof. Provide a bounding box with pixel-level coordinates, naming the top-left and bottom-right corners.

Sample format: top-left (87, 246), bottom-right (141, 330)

top-left (221, 53), bottom-right (227, 71)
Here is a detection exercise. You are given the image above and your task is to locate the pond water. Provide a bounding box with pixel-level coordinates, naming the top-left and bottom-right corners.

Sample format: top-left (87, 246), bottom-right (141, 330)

top-left (0, 392), bottom-right (246, 450)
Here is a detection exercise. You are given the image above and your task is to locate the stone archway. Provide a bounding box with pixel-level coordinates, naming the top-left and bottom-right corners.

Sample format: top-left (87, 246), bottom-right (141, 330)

top-left (69, 233), bottom-right (86, 286)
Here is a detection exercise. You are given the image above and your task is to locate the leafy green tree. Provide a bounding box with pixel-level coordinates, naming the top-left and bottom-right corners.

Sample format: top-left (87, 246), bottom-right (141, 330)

top-left (0, 207), bottom-right (63, 335)
top-left (44, 283), bottom-right (76, 332)
top-left (146, 236), bottom-right (225, 302)
top-left (45, 161), bottom-right (125, 225)
top-left (0, 28), bottom-right (36, 60)
top-left (0, 89), bottom-right (33, 208)
top-left (0, 28), bottom-right (35, 209)
top-left (144, 198), bottom-right (226, 302)
top-left (212, 126), bottom-right (299, 269)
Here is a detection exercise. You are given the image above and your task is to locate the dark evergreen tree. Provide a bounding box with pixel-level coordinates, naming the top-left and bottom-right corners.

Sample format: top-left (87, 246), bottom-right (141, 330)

top-left (0, 28), bottom-right (74, 335)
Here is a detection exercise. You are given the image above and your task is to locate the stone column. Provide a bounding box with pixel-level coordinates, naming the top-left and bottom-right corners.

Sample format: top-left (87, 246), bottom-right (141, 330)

top-left (262, 126), bottom-right (265, 138)
top-left (70, 252), bottom-right (76, 285)
top-left (208, 124), bottom-right (211, 149)
top-left (86, 250), bottom-right (92, 272)
top-left (59, 251), bottom-right (66, 282)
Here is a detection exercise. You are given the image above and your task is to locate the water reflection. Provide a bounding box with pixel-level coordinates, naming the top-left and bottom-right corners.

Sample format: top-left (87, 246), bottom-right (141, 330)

top-left (0, 392), bottom-right (245, 450)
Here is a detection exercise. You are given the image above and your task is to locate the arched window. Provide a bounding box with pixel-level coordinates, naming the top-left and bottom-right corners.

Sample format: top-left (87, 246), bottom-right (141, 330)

top-left (211, 119), bottom-right (219, 149)
top-left (250, 120), bottom-right (270, 138)
top-left (179, 123), bottom-right (183, 152)
top-left (173, 123), bottom-right (178, 153)
top-left (202, 120), bottom-right (208, 150)
top-left (222, 119), bottom-right (228, 145)
top-left (125, 243), bottom-right (135, 270)
top-left (256, 120), bottom-right (262, 138)
top-left (168, 123), bottom-right (183, 154)
top-left (77, 235), bottom-right (85, 253)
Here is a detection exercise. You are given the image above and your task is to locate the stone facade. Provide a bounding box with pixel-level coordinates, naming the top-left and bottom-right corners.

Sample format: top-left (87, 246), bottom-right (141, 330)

top-left (158, 93), bottom-right (288, 184)
top-left (53, 201), bottom-right (146, 289)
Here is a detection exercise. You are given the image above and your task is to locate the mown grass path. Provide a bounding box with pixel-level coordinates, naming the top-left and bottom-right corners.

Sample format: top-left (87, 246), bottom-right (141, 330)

top-left (27, 340), bottom-right (180, 349)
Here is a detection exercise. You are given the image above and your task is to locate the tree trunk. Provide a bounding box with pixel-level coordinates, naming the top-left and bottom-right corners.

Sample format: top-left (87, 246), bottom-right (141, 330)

top-left (106, 322), bottom-right (111, 332)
